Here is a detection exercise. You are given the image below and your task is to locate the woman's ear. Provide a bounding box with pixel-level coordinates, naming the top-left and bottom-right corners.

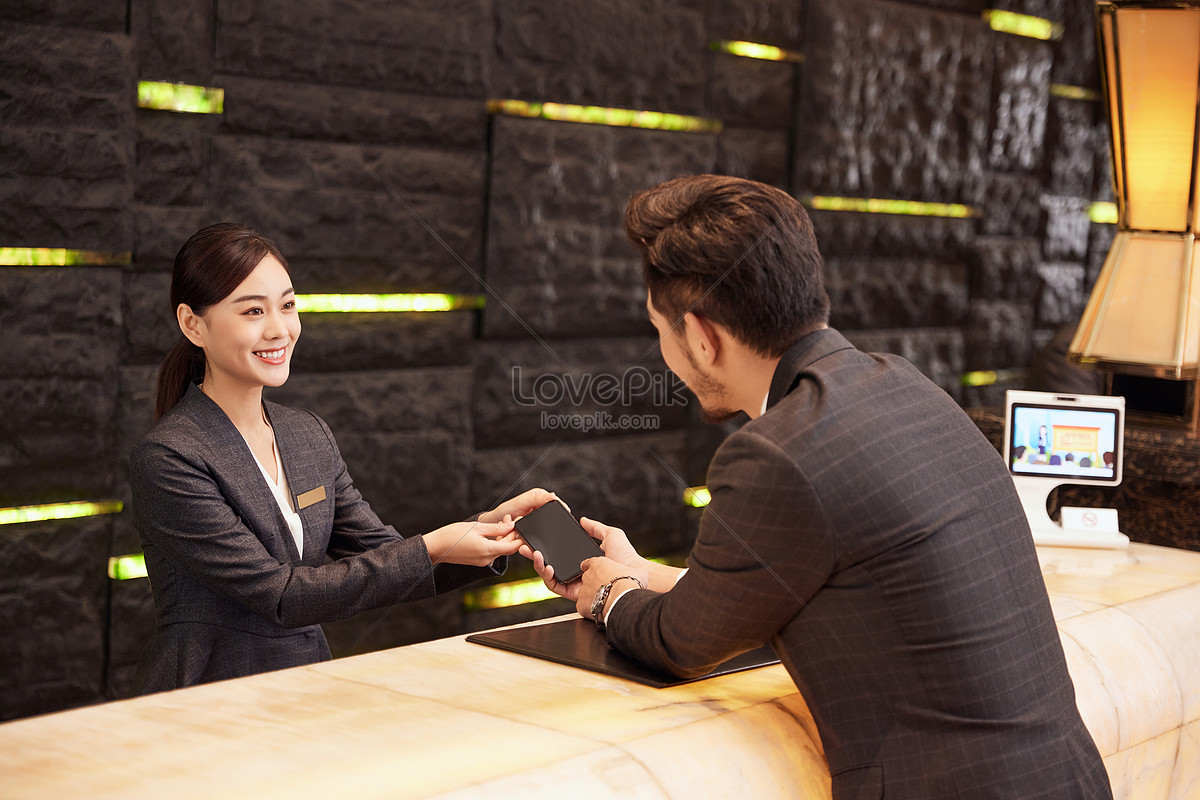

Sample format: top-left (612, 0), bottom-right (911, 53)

top-left (177, 304), bottom-right (206, 348)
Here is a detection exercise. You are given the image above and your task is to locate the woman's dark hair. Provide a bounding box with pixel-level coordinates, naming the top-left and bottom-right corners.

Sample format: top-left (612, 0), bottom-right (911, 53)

top-left (155, 223), bottom-right (289, 419)
top-left (624, 174), bottom-right (830, 357)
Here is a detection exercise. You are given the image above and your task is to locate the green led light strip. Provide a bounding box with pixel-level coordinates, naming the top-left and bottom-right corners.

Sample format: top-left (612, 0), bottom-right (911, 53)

top-left (487, 99), bottom-right (722, 133)
top-left (462, 577), bottom-right (559, 611)
top-left (684, 486), bottom-right (711, 508)
top-left (711, 40), bottom-right (804, 63)
top-left (984, 9), bottom-right (1064, 41)
top-left (1088, 202), bottom-right (1118, 225)
top-left (108, 553), bottom-right (148, 581)
top-left (137, 81), bottom-right (224, 114)
top-left (0, 248), bottom-right (132, 267)
top-left (806, 196), bottom-right (976, 219)
top-left (463, 558), bottom-right (677, 611)
top-left (960, 368), bottom-right (1029, 388)
top-left (294, 294), bottom-right (486, 313)
top-left (1049, 83), bottom-right (1101, 102)
top-left (0, 500), bottom-right (123, 526)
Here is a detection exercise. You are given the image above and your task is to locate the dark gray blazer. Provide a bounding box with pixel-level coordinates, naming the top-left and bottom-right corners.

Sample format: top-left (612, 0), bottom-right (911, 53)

top-left (130, 383), bottom-right (501, 694)
top-left (608, 329), bottom-right (1112, 800)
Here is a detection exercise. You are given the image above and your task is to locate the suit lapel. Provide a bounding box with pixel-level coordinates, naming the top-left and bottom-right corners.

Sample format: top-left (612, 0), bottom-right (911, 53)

top-left (267, 402), bottom-right (331, 565)
top-left (178, 384), bottom-right (300, 564)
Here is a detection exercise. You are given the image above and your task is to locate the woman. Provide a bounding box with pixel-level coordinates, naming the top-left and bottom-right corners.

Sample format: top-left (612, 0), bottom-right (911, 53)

top-left (130, 222), bottom-right (548, 694)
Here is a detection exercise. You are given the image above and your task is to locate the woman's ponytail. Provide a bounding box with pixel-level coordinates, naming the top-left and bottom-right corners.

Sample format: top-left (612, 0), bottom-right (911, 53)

top-left (154, 335), bottom-right (206, 420)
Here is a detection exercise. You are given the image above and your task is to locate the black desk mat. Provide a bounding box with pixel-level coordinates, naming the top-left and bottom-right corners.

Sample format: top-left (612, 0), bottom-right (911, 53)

top-left (466, 618), bottom-right (780, 688)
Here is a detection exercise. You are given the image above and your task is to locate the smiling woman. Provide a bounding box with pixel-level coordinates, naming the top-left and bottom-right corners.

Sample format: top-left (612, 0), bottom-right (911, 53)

top-left (129, 223), bottom-right (554, 695)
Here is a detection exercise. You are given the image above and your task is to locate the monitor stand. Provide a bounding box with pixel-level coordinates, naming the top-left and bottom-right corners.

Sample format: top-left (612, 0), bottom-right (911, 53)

top-left (1014, 477), bottom-right (1130, 549)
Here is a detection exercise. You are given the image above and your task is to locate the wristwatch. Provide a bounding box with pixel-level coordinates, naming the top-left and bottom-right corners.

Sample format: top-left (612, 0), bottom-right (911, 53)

top-left (589, 576), bottom-right (647, 631)
top-left (589, 582), bottom-right (615, 629)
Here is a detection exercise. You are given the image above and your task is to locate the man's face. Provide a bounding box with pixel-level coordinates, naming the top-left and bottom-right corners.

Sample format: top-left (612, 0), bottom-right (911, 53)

top-left (646, 292), bottom-right (739, 424)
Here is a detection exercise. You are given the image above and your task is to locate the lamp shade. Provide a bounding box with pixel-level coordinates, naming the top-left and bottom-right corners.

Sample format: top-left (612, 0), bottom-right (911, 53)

top-left (1069, 1), bottom-right (1200, 380)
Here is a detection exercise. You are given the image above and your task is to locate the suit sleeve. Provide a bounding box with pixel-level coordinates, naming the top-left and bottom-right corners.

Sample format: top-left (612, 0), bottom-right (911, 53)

top-left (305, 411), bottom-right (505, 590)
top-left (606, 431), bottom-right (837, 677)
top-left (132, 435), bottom-right (439, 630)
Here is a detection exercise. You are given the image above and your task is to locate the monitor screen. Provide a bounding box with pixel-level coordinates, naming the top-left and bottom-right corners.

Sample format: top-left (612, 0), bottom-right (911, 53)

top-left (1006, 398), bottom-right (1121, 483)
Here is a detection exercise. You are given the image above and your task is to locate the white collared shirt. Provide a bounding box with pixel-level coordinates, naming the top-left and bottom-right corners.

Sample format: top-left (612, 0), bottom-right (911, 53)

top-left (243, 434), bottom-right (305, 559)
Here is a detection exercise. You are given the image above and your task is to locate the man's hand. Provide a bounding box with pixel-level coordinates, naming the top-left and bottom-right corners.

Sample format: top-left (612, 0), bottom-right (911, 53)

top-left (522, 515), bottom-right (654, 621)
top-left (521, 514), bottom-right (644, 598)
top-left (525, 546), bottom-right (583, 602)
top-left (579, 517), bottom-right (642, 567)
top-left (573, 556), bottom-right (650, 622)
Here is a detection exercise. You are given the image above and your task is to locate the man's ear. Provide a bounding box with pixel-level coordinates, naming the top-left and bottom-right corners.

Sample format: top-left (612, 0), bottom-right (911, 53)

top-left (682, 312), bottom-right (722, 367)
top-left (177, 304), bottom-right (206, 348)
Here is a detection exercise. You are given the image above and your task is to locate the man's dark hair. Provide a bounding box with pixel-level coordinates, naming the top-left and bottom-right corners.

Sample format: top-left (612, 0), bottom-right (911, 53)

top-left (624, 174), bottom-right (830, 357)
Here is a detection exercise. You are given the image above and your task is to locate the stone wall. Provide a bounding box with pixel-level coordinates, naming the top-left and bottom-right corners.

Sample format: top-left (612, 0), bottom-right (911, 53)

top-left (0, 0), bottom-right (1112, 720)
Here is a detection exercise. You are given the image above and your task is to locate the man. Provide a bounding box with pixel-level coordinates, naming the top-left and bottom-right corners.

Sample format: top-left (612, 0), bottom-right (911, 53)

top-left (527, 175), bottom-right (1112, 799)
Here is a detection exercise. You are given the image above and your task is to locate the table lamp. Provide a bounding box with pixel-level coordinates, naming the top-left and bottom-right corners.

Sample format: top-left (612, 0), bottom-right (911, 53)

top-left (1069, 0), bottom-right (1200, 433)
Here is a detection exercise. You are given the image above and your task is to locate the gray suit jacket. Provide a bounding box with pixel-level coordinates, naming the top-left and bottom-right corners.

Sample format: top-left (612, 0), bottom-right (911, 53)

top-left (130, 383), bottom-right (501, 694)
top-left (608, 330), bottom-right (1112, 800)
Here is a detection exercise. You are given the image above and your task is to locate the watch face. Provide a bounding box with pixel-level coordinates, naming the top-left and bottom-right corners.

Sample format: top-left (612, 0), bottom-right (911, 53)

top-left (590, 584), bottom-right (609, 619)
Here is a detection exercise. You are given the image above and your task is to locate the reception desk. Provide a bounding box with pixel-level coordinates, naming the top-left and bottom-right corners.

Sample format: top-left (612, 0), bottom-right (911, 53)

top-left (2, 542), bottom-right (1199, 799)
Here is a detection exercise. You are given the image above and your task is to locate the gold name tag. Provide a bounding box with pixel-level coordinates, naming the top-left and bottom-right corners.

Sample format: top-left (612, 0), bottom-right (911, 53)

top-left (297, 486), bottom-right (327, 510)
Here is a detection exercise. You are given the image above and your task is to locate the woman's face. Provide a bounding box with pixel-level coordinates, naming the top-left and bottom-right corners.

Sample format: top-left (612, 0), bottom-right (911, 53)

top-left (189, 254), bottom-right (301, 393)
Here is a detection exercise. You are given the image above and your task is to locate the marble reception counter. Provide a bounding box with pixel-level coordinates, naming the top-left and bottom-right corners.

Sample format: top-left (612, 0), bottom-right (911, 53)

top-left (1, 541), bottom-right (1199, 799)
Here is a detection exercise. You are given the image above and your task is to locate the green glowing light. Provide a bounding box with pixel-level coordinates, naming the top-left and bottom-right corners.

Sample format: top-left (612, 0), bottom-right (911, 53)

top-left (137, 81), bottom-right (224, 114)
top-left (0, 500), bottom-right (123, 526)
top-left (684, 486), bottom-right (711, 508)
top-left (108, 553), bottom-right (148, 581)
top-left (293, 294), bottom-right (486, 313)
top-left (807, 196), bottom-right (976, 219)
top-left (1089, 202), bottom-right (1119, 225)
top-left (984, 9), bottom-right (1064, 41)
top-left (1049, 84), bottom-right (1101, 102)
top-left (711, 40), bottom-right (804, 63)
top-left (462, 578), bottom-right (559, 611)
top-left (962, 371), bottom-right (997, 388)
top-left (0, 248), bottom-right (132, 266)
top-left (960, 368), bottom-right (1028, 388)
top-left (486, 99), bottom-right (722, 133)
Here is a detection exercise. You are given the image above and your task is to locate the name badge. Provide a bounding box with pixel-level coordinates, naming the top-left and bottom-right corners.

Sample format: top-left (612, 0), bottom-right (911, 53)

top-left (296, 486), bottom-right (327, 510)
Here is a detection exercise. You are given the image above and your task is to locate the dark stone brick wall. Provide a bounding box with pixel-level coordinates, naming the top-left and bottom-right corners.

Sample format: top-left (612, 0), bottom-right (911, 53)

top-left (0, 0), bottom-right (1114, 720)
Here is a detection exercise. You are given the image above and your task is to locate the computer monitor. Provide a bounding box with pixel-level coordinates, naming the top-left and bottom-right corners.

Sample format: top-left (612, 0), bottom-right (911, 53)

top-left (1003, 389), bottom-right (1128, 548)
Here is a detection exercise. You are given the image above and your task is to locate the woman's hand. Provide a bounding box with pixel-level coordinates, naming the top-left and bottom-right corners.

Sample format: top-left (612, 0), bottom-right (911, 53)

top-left (423, 518), bottom-right (522, 567)
top-left (477, 487), bottom-right (561, 525)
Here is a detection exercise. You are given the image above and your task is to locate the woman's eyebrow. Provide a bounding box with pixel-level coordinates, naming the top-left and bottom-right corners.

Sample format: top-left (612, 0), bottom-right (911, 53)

top-left (230, 288), bottom-right (294, 304)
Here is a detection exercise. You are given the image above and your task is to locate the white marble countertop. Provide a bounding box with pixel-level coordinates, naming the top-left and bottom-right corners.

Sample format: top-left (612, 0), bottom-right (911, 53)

top-left (2, 541), bottom-right (1199, 799)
